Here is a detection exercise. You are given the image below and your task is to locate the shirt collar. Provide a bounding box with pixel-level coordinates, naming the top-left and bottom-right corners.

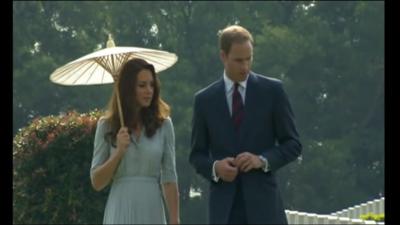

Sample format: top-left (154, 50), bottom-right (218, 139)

top-left (223, 71), bottom-right (249, 93)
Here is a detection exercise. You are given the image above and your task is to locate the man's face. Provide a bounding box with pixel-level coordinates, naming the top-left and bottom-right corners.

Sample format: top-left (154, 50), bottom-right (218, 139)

top-left (221, 40), bottom-right (253, 81)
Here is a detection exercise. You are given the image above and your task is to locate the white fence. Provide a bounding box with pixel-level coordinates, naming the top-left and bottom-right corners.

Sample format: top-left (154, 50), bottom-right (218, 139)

top-left (331, 197), bottom-right (385, 218)
top-left (285, 197), bottom-right (384, 224)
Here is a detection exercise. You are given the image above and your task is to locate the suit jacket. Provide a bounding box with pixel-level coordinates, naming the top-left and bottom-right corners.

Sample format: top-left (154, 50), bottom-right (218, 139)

top-left (189, 72), bottom-right (302, 224)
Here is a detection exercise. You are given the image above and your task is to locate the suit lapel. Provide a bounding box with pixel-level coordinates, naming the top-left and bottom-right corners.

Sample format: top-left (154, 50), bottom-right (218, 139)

top-left (214, 78), bottom-right (235, 133)
top-left (239, 73), bottom-right (258, 142)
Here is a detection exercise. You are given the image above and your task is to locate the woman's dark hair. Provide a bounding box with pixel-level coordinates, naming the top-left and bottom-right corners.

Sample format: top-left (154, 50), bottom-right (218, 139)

top-left (103, 58), bottom-right (170, 146)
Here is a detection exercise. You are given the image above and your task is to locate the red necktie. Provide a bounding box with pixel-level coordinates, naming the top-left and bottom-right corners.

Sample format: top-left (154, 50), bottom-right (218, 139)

top-left (232, 83), bottom-right (244, 131)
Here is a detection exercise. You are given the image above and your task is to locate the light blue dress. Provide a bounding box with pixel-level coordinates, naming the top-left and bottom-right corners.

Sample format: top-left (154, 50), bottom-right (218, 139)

top-left (90, 117), bottom-right (178, 224)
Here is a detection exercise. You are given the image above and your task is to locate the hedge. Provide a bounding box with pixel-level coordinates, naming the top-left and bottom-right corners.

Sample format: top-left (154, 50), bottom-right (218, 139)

top-left (13, 109), bottom-right (109, 224)
top-left (360, 213), bottom-right (385, 222)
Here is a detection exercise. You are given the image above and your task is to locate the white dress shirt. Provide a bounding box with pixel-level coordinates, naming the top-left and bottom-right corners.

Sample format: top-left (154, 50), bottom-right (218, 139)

top-left (223, 71), bottom-right (248, 116)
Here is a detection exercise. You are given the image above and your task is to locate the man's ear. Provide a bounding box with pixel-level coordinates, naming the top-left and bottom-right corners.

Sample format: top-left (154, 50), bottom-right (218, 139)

top-left (220, 50), bottom-right (227, 63)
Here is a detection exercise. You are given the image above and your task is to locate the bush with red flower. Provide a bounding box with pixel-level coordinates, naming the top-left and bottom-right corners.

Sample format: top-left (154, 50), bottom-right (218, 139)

top-left (13, 109), bottom-right (109, 224)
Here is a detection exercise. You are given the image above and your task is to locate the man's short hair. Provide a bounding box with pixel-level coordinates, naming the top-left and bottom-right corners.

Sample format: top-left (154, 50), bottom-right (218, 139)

top-left (218, 25), bottom-right (254, 54)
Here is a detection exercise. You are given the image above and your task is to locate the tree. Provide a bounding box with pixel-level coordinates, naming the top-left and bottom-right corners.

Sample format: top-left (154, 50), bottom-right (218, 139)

top-left (13, 1), bottom-right (384, 220)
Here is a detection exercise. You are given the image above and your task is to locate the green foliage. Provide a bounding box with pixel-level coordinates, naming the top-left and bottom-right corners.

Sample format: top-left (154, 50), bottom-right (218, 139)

top-left (13, 109), bottom-right (108, 224)
top-left (360, 213), bottom-right (384, 222)
top-left (13, 1), bottom-right (384, 220)
top-left (279, 138), bottom-right (365, 213)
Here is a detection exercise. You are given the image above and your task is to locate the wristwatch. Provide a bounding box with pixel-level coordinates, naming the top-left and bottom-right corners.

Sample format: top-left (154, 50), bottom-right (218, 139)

top-left (258, 155), bottom-right (269, 172)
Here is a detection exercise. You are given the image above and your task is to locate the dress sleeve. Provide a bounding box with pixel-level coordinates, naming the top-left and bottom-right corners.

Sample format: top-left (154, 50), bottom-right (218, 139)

top-left (90, 118), bottom-right (111, 179)
top-left (160, 117), bottom-right (178, 183)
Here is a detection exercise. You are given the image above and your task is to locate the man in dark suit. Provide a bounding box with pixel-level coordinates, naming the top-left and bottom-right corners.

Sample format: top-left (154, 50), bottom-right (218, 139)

top-left (189, 25), bottom-right (302, 224)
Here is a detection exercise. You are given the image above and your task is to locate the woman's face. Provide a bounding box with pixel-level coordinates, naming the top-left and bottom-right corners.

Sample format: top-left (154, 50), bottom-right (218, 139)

top-left (135, 69), bottom-right (154, 108)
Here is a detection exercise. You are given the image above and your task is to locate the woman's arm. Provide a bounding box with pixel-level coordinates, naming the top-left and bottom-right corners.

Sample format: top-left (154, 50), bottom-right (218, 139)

top-left (162, 182), bottom-right (180, 224)
top-left (91, 127), bottom-right (130, 191)
top-left (91, 150), bottom-right (124, 191)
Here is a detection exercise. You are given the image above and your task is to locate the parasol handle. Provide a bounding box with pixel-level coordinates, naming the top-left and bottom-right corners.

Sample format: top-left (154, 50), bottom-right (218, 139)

top-left (115, 86), bottom-right (125, 127)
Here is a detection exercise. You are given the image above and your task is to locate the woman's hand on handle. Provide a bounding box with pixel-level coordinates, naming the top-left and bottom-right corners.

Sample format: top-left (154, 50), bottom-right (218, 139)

top-left (116, 127), bottom-right (130, 156)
